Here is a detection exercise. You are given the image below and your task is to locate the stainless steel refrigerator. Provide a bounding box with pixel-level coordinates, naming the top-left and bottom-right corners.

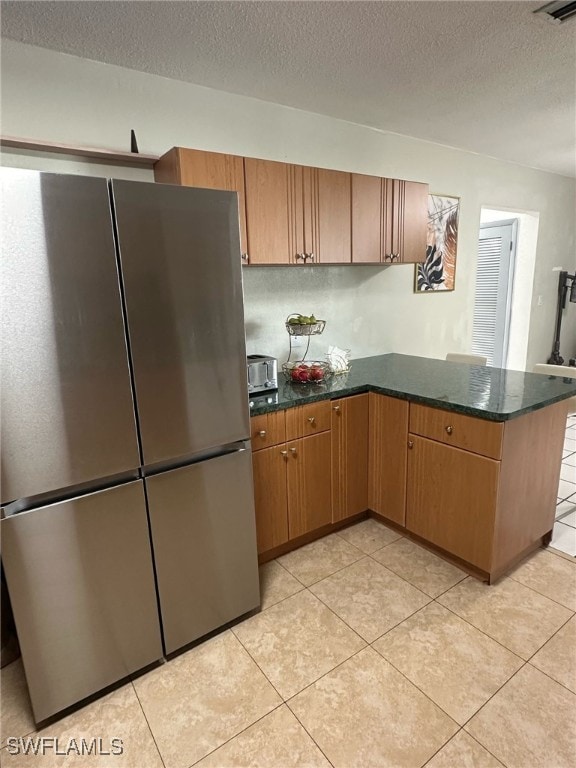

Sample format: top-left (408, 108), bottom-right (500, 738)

top-left (1, 169), bottom-right (260, 722)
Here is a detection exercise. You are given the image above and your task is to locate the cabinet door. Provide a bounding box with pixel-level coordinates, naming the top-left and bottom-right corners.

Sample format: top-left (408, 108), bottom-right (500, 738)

top-left (244, 158), bottom-right (295, 264)
top-left (316, 168), bottom-right (352, 264)
top-left (154, 148), bottom-right (248, 257)
top-left (181, 149), bottom-right (248, 258)
top-left (252, 444), bottom-right (289, 553)
top-left (287, 432), bottom-right (332, 538)
top-left (406, 435), bottom-right (499, 571)
top-left (368, 393), bottom-right (409, 525)
top-left (396, 180), bottom-right (428, 264)
top-left (382, 178), bottom-right (396, 263)
top-left (351, 174), bottom-right (382, 264)
top-left (382, 179), bottom-right (428, 264)
top-left (332, 395), bottom-right (369, 522)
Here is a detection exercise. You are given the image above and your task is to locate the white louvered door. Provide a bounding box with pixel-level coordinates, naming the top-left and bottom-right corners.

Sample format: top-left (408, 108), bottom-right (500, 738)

top-left (471, 220), bottom-right (517, 367)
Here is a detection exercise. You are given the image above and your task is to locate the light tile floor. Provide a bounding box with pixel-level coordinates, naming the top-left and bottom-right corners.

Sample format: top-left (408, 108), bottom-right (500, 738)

top-left (552, 412), bottom-right (576, 556)
top-left (2, 516), bottom-right (575, 768)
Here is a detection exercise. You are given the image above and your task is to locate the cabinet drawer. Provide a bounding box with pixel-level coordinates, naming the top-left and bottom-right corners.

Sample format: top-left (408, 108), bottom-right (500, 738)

top-left (409, 404), bottom-right (503, 460)
top-left (285, 400), bottom-right (332, 441)
top-left (250, 411), bottom-right (286, 450)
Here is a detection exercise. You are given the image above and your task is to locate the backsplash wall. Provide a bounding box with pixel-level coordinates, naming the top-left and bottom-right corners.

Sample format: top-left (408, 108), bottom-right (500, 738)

top-left (242, 264), bottom-right (467, 364)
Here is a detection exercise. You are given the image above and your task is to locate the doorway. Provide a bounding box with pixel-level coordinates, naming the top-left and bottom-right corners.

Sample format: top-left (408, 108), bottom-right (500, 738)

top-left (471, 219), bottom-right (518, 367)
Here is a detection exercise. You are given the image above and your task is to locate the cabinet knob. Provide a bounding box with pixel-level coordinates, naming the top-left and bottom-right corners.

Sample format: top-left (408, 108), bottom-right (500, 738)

top-left (445, 426), bottom-right (453, 435)
top-left (333, 405), bottom-right (341, 412)
top-left (295, 253), bottom-right (304, 261)
top-left (408, 440), bottom-right (414, 449)
top-left (307, 416), bottom-right (316, 424)
top-left (289, 447), bottom-right (297, 454)
top-left (258, 430), bottom-right (267, 437)
top-left (280, 450), bottom-right (288, 457)
top-left (241, 253), bottom-right (249, 263)
top-left (308, 253), bottom-right (315, 262)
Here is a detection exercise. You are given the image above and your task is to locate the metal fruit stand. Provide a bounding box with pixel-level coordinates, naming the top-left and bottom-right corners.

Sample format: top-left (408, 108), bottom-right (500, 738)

top-left (283, 313), bottom-right (330, 383)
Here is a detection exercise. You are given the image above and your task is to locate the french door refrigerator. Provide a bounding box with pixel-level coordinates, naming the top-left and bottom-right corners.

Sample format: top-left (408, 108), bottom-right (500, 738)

top-left (1, 169), bottom-right (260, 723)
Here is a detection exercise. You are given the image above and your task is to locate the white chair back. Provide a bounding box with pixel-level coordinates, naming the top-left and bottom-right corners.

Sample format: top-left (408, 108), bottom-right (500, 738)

top-left (445, 353), bottom-right (487, 366)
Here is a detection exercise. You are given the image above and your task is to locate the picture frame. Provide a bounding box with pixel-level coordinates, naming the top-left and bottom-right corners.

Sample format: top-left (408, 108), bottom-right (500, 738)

top-left (414, 194), bottom-right (460, 293)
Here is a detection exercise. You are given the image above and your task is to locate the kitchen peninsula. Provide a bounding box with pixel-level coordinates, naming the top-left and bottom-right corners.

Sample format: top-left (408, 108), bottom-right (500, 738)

top-left (250, 354), bottom-right (576, 583)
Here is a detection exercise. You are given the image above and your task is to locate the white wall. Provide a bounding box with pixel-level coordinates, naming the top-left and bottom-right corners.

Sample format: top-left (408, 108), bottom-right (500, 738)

top-left (2, 40), bottom-right (575, 369)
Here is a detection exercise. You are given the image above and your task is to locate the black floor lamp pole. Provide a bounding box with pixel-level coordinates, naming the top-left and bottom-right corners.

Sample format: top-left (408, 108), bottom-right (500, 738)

top-left (548, 270), bottom-right (576, 366)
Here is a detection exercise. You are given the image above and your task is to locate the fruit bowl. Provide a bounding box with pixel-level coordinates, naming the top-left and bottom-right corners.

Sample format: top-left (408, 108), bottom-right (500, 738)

top-left (285, 313), bottom-right (326, 336)
top-left (282, 360), bottom-right (332, 384)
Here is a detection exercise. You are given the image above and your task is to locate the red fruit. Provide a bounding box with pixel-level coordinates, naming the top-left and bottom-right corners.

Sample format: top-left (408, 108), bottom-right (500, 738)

top-left (310, 367), bottom-right (324, 381)
top-left (290, 368), bottom-right (300, 381)
top-left (298, 369), bottom-right (310, 382)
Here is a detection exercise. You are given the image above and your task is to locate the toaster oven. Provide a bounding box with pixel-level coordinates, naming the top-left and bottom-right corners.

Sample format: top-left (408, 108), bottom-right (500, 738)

top-left (247, 354), bottom-right (278, 394)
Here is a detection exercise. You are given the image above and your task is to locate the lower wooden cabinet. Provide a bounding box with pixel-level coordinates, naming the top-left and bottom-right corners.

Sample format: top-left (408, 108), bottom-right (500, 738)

top-left (251, 428), bottom-right (332, 555)
top-left (332, 394), bottom-right (369, 522)
top-left (252, 394), bottom-right (565, 578)
top-left (287, 433), bottom-right (332, 538)
top-left (405, 434), bottom-right (500, 571)
top-left (368, 393), bottom-right (409, 525)
top-left (251, 444), bottom-right (289, 553)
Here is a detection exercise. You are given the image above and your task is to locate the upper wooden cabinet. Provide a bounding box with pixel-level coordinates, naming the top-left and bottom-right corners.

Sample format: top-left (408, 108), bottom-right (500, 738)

top-left (385, 179), bottom-right (428, 264)
top-left (155, 147), bottom-right (426, 266)
top-left (351, 174), bottom-right (382, 264)
top-left (352, 174), bottom-right (428, 264)
top-left (244, 161), bottom-right (351, 265)
top-left (154, 147), bottom-right (248, 257)
top-left (316, 169), bottom-right (351, 264)
top-left (243, 158), bottom-right (293, 264)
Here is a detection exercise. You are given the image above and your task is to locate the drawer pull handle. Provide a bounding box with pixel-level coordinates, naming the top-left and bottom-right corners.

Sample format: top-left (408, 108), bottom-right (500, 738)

top-left (258, 430), bottom-right (267, 437)
top-left (280, 450), bottom-right (288, 457)
top-left (408, 440), bottom-right (414, 449)
top-left (289, 447), bottom-right (297, 454)
top-left (333, 405), bottom-right (341, 412)
top-left (445, 426), bottom-right (453, 435)
top-left (307, 416), bottom-right (316, 424)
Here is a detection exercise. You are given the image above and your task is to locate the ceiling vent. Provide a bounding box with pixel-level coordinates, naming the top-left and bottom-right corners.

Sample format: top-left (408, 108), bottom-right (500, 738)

top-left (534, 1), bottom-right (576, 23)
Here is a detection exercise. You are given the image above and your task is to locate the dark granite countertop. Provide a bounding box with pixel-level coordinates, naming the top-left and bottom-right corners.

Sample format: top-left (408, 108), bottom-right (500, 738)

top-left (249, 353), bottom-right (576, 421)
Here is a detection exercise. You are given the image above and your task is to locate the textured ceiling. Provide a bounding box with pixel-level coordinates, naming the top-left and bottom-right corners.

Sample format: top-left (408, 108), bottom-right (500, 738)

top-left (2, 1), bottom-right (575, 176)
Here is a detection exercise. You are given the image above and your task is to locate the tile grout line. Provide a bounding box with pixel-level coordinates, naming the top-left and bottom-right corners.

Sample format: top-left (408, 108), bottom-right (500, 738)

top-left (439, 611), bottom-right (576, 745)
top-left (130, 680), bottom-right (168, 768)
top-left (227, 629), bottom-right (286, 702)
top-left (432, 587), bottom-right (539, 662)
top-left (273, 557), bottom-right (308, 587)
top-left (276, 539), bottom-right (366, 594)
top-left (423, 727), bottom-right (508, 768)
top-left (307, 569), bottom-right (431, 645)
top-left (366, 548), bottom-right (467, 601)
top-left (283, 702), bottom-right (336, 768)
top-left (185, 701), bottom-right (288, 768)
top-left (370, 625), bottom-right (499, 725)
top-left (505, 573), bottom-right (576, 612)
top-left (232, 585), bottom-right (370, 698)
